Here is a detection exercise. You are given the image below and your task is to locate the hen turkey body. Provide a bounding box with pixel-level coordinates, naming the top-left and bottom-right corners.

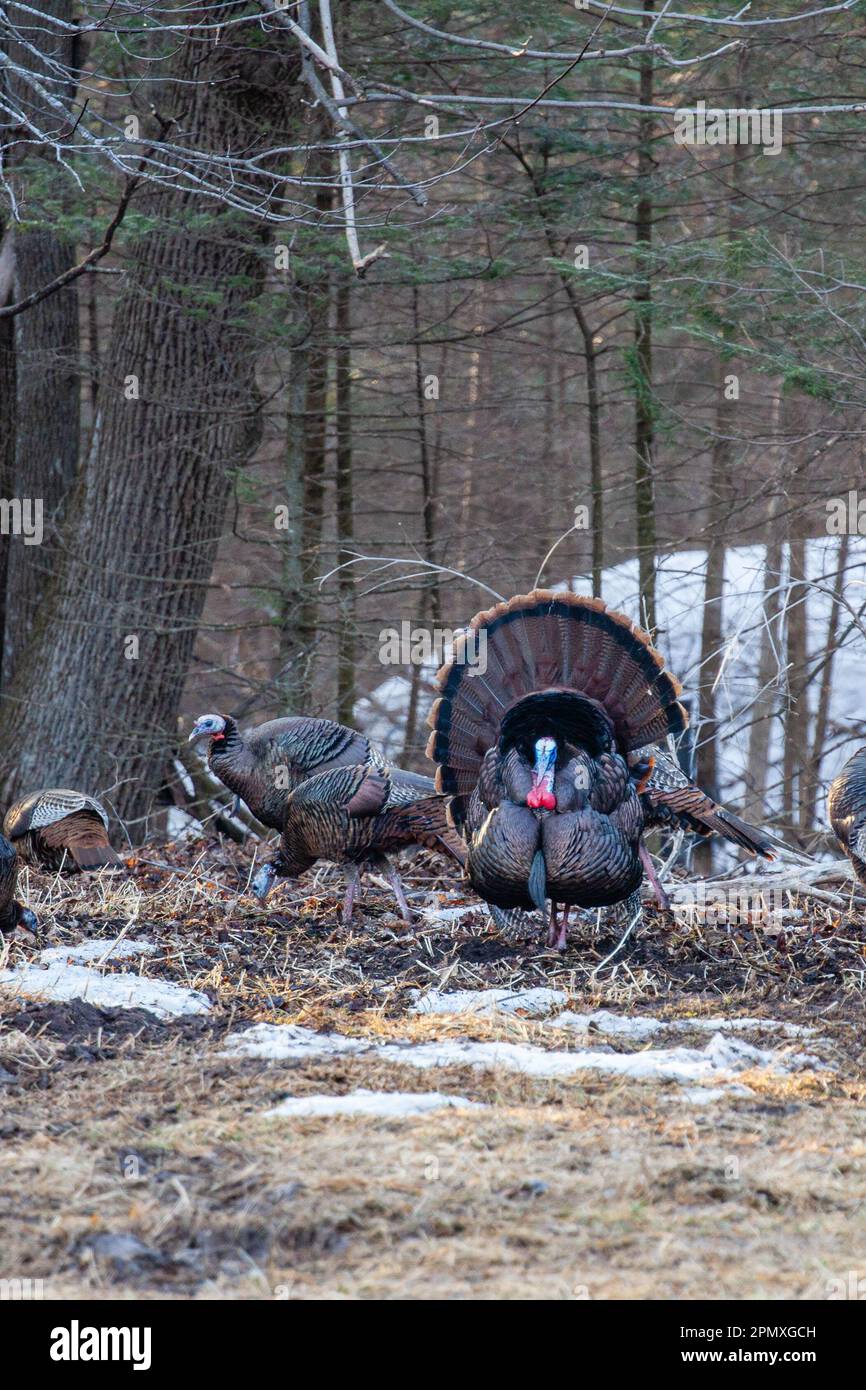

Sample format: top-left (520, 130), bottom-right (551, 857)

top-left (3, 789), bottom-right (121, 872)
top-left (189, 713), bottom-right (465, 921)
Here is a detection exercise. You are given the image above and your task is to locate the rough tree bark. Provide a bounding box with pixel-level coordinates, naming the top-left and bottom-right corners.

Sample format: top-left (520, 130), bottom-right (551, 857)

top-left (0, 0), bottom-right (81, 685)
top-left (0, 20), bottom-right (300, 830)
top-left (3, 229), bottom-right (80, 684)
top-left (290, 129), bottom-right (333, 707)
top-left (335, 277), bottom-right (356, 725)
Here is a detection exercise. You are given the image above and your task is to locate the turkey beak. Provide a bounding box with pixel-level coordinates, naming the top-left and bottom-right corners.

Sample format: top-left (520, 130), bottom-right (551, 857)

top-left (188, 722), bottom-right (207, 743)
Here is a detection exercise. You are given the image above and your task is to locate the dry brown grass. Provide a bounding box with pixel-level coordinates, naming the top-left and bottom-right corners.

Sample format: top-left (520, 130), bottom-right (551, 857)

top-left (2, 840), bottom-right (866, 1301)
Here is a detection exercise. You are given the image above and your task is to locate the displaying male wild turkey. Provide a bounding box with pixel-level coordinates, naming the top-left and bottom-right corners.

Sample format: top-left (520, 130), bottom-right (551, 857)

top-left (827, 746), bottom-right (866, 885)
top-left (426, 590), bottom-right (773, 949)
top-left (188, 713), bottom-right (388, 830)
top-left (251, 763), bottom-right (466, 924)
top-left (3, 790), bottom-right (122, 872)
top-left (0, 835), bottom-right (38, 935)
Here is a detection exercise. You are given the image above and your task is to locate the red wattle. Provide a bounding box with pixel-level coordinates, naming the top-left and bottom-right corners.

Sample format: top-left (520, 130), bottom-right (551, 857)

top-left (527, 787), bottom-right (556, 811)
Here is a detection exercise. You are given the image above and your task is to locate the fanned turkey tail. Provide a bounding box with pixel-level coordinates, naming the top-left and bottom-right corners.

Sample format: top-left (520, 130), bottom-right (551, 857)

top-left (426, 589), bottom-right (689, 813)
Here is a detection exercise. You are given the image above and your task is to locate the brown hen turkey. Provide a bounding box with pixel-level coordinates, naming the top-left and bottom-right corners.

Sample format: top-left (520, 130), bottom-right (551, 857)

top-left (3, 789), bottom-right (122, 872)
top-left (188, 713), bottom-right (389, 831)
top-left (250, 762), bottom-right (465, 924)
top-left (426, 590), bottom-right (773, 949)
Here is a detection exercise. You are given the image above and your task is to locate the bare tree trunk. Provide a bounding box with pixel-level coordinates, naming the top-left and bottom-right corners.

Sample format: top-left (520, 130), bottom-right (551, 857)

top-left (1, 0), bottom-right (80, 685)
top-left (293, 138), bottom-right (333, 705)
top-left (0, 276), bottom-right (13, 684)
top-left (335, 278), bottom-right (356, 725)
top-left (403, 283), bottom-right (442, 762)
top-left (782, 537), bottom-right (809, 838)
top-left (0, 25), bottom-right (299, 830)
top-left (696, 459), bottom-right (729, 795)
top-left (277, 327), bottom-right (308, 713)
top-left (504, 146), bottom-right (605, 596)
top-left (695, 123), bottom-right (745, 868)
top-left (633, 8), bottom-right (658, 635)
top-left (3, 229), bottom-right (80, 684)
top-left (743, 545), bottom-right (784, 826)
top-left (412, 284), bottom-right (440, 625)
top-left (456, 347), bottom-right (481, 574)
top-left (742, 388), bottom-right (785, 825)
top-left (803, 530), bottom-right (849, 830)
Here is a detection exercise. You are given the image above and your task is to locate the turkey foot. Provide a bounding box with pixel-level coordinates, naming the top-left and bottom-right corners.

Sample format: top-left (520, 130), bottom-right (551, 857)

top-left (547, 902), bottom-right (569, 953)
top-left (251, 858), bottom-right (280, 902)
top-left (377, 853), bottom-right (414, 925)
top-left (638, 840), bottom-right (671, 912)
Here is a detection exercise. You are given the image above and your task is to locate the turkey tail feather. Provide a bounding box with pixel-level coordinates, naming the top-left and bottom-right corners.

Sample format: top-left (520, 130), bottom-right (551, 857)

top-left (69, 843), bottom-right (123, 871)
top-left (712, 809), bottom-right (775, 859)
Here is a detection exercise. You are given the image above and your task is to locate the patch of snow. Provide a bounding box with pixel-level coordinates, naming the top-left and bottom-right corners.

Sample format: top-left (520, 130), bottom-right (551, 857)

top-left (166, 807), bottom-right (201, 840)
top-left (223, 1023), bottom-right (821, 1085)
top-left (264, 1088), bottom-right (480, 1118)
top-left (226, 1024), bottom-right (367, 1060)
top-left (411, 987), bottom-right (567, 1017)
top-left (41, 939), bottom-right (156, 965)
top-left (419, 904), bottom-right (485, 924)
top-left (0, 947), bottom-right (210, 1019)
top-left (550, 1009), bottom-right (813, 1040)
top-left (675, 1084), bottom-right (755, 1105)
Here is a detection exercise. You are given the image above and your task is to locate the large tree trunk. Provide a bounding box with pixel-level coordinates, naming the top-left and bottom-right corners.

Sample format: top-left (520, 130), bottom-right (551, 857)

top-left (0, 298), bottom-right (13, 683)
top-left (1, 0), bottom-right (80, 685)
top-left (3, 229), bottom-right (80, 684)
top-left (290, 132), bottom-right (333, 708)
top-left (335, 278), bottom-right (356, 725)
top-left (0, 24), bottom-right (299, 832)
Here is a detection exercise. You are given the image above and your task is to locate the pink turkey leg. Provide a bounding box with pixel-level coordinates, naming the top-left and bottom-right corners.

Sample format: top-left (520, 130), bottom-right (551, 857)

top-left (639, 840), bottom-right (671, 912)
top-left (547, 902), bottom-right (559, 948)
top-left (385, 862), bottom-right (414, 925)
top-left (547, 902), bottom-right (568, 951)
top-left (554, 905), bottom-right (569, 953)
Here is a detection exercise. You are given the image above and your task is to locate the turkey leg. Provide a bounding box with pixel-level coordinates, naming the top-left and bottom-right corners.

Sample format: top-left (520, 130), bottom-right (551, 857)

top-left (547, 902), bottom-right (569, 952)
top-left (384, 858), bottom-right (414, 925)
top-left (638, 840), bottom-right (670, 912)
top-left (341, 863), bottom-right (361, 924)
